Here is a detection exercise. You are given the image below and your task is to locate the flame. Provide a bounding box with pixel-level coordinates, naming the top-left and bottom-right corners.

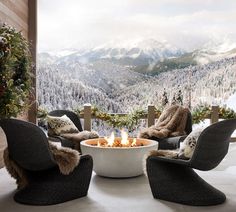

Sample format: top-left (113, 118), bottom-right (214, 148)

top-left (131, 138), bottom-right (137, 146)
top-left (99, 130), bottom-right (138, 147)
top-left (104, 132), bottom-right (115, 147)
top-left (121, 130), bottom-right (129, 146)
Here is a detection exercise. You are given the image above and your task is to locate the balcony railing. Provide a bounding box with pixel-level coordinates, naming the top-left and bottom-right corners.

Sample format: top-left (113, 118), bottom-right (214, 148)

top-left (82, 105), bottom-right (219, 126)
top-left (80, 104), bottom-right (235, 141)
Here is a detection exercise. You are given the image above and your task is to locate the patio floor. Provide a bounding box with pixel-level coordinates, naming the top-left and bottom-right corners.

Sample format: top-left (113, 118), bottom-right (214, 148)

top-left (0, 143), bottom-right (236, 212)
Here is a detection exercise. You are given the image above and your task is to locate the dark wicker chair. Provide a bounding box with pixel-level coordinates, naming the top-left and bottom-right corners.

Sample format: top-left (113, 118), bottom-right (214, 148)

top-left (0, 118), bottom-right (93, 205)
top-left (48, 110), bottom-right (83, 149)
top-left (146, 118), bottom-right (236, 206)
top-left (149, 111), bottom-right (192, 150)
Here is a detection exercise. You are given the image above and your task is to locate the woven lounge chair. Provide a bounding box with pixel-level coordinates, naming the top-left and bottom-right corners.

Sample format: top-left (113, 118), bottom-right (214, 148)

top-left (0, 118), bottom-right (93, 205)
top-left (146, 118), bottom-right (236, 206)
top-left (48, 110), bottom-right (83, 149)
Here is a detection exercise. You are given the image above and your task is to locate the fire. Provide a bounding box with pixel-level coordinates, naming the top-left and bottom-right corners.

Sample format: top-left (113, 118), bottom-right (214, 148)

top-left (105, 132), bottom-right (115, 146)
top-left (99, 130), bottom-right (138, 147)
top-left (121, 130), bottom-right (129, 146)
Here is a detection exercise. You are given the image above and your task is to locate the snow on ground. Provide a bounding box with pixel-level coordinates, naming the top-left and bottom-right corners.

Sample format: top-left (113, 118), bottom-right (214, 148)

top-left (226, 92), bottom-right (236, 111)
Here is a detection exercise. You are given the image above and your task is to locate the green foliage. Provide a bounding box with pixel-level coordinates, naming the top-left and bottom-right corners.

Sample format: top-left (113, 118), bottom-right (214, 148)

top-left (0, 24), bottom-right (32, 118)
top-left (192, 105), bottom-right (212, 124)
top-left (75, 106), bottom-right (147, 132)
top-left (191, 105), bottom-right (236, 124)
top-left (38, 104), bottom-right (236, 130)
top-left (37, 107), bottom-right (48, 119)
top-left (219, 107), bottom-right (236, 119)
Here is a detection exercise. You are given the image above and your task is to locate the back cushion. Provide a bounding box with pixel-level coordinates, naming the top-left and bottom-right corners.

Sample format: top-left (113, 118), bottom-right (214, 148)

top-left (178, 128), bottom-right (203, 159)
top-left (47, 115), bottom-right (79, 136)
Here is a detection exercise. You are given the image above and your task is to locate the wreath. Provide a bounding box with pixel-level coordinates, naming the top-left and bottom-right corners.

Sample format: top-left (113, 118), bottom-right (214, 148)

top-left (0, 24), bottom-right (32, 118)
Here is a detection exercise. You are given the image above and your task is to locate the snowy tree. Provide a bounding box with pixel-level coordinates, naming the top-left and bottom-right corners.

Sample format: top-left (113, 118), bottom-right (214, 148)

top-left (171, 93), bottom-right (177, 105)
top-left (161, 89), bottom-right (169, 107)
top-left (176, 87), bottom-right (183, 105)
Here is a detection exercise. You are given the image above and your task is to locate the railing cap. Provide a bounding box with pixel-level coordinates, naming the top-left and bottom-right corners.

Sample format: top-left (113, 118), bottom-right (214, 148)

top-left (84, 103), bottom-right (91, 107)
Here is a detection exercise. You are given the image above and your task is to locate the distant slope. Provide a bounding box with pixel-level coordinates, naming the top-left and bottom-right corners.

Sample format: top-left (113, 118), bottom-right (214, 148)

top-left (37, 64), bottom-right (122, 112)
top-left (194, 48), bottom-right (236, 65)
top-left (133, 52), bottom-right (197, 75)
top-left (114, 57), bottom-right (236, 112)
top-left (133, 48), bottom-right (236, 75)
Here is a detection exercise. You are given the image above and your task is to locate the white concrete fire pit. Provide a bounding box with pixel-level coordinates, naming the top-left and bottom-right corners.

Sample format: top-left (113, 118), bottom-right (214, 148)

top-left (80, 136), bottom-right (158, 178)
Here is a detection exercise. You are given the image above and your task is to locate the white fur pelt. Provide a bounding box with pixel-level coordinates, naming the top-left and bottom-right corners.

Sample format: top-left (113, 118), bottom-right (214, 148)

top-left (138, 105), bottom-right (189, 139)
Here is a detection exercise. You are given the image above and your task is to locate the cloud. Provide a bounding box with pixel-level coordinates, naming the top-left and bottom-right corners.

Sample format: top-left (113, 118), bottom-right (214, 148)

top-left (38, 0), bottom-right (236, 52)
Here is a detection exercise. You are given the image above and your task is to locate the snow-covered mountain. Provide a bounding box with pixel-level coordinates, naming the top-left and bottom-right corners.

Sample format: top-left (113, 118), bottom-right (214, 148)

top-left (193, 39), bottom-right (236, 65)
top-left (38, 51), bottom-right (236, 113)
top-left (43, 39), bottom-right (184, 68)
top-left (37, 38), bottom-right (236, 114)
top-left (38, 52), bottom-right (58, 65)
top-left (47, 60), bottom-right (147, 94)
top-left (141, 40), bottom-right (236, 75)
top-left (114, 57), bottom-right (236, 112)
top-left (39, 38), bottom-right (236, 76)
top-left (91, 38), bottom-right (182, 60)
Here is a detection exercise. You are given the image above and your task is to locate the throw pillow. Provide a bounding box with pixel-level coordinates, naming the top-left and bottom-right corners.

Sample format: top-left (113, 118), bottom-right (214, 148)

top-left (47, 115), bottom-right (79, 135)
top-left (178, 128), bottom-right (204, 159)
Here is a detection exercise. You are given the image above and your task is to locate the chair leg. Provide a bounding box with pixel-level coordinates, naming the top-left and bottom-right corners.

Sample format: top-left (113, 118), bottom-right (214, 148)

top-left (146, 157), bottom-right (226, 206)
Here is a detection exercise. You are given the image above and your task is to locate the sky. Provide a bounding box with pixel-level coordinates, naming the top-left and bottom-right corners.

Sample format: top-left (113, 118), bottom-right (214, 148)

top-left (38, 0), bottom-right (236, 52)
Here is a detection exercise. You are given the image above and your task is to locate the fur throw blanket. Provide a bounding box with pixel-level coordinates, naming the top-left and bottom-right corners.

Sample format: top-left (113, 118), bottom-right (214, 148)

top-left (60, 130), bottom-right (99, 152)
top-left (139, 105), bottom-right (190, 139)
top-left (148, 149), bottom-right (179, 159)
top-left (148, 149), bottom-right (191, 160)
top-left (3, 142), bottom-right (80, 189)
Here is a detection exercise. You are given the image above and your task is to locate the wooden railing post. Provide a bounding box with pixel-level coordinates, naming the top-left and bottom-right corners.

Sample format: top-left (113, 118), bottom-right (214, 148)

top-left (84, 104), bottom-right (91, 131)
top-left (211, 105), bottom-right (219, 124)
top-left (148, 105), bottom-right (155, 127)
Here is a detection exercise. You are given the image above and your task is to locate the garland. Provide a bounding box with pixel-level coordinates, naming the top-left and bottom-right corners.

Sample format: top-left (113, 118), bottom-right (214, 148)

top-left (192, 105), bottom-right (236, 124)
top-left (38, 105), bottom-right (236, 130)
top-left (75, 106), bottom-right (147, 131)
top-left (0, 24), bottom-right (32, 118)
top-left (191, 105), bottom-right (212, 124)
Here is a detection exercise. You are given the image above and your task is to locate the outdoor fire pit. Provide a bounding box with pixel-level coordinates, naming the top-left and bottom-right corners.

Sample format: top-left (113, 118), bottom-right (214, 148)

top-left (80, 131), bottom-right (158, 178)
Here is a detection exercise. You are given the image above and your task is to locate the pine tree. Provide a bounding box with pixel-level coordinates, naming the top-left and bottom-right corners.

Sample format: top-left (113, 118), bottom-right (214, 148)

top-left (171, 94), bottom-right (177, 105)
top-left (176, 87), bottom-right (183, 105)
top-left (161, 89), bottom-right (169, 107)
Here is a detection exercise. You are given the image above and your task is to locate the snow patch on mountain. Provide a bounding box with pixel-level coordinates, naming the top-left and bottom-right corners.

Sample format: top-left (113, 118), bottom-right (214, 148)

top-left (92, 38), bottom-right (183, 60)
top-left (194, 38), bottom-right (236, 65)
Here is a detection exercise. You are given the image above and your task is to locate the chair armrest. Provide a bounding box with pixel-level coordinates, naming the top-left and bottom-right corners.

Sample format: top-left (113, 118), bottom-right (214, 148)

top-left (48, 135), bottom-right (75, 149)
top-left (147, 155), bottom-right (191, 166)
top-left (153, 135), bottom-right (187, 150)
